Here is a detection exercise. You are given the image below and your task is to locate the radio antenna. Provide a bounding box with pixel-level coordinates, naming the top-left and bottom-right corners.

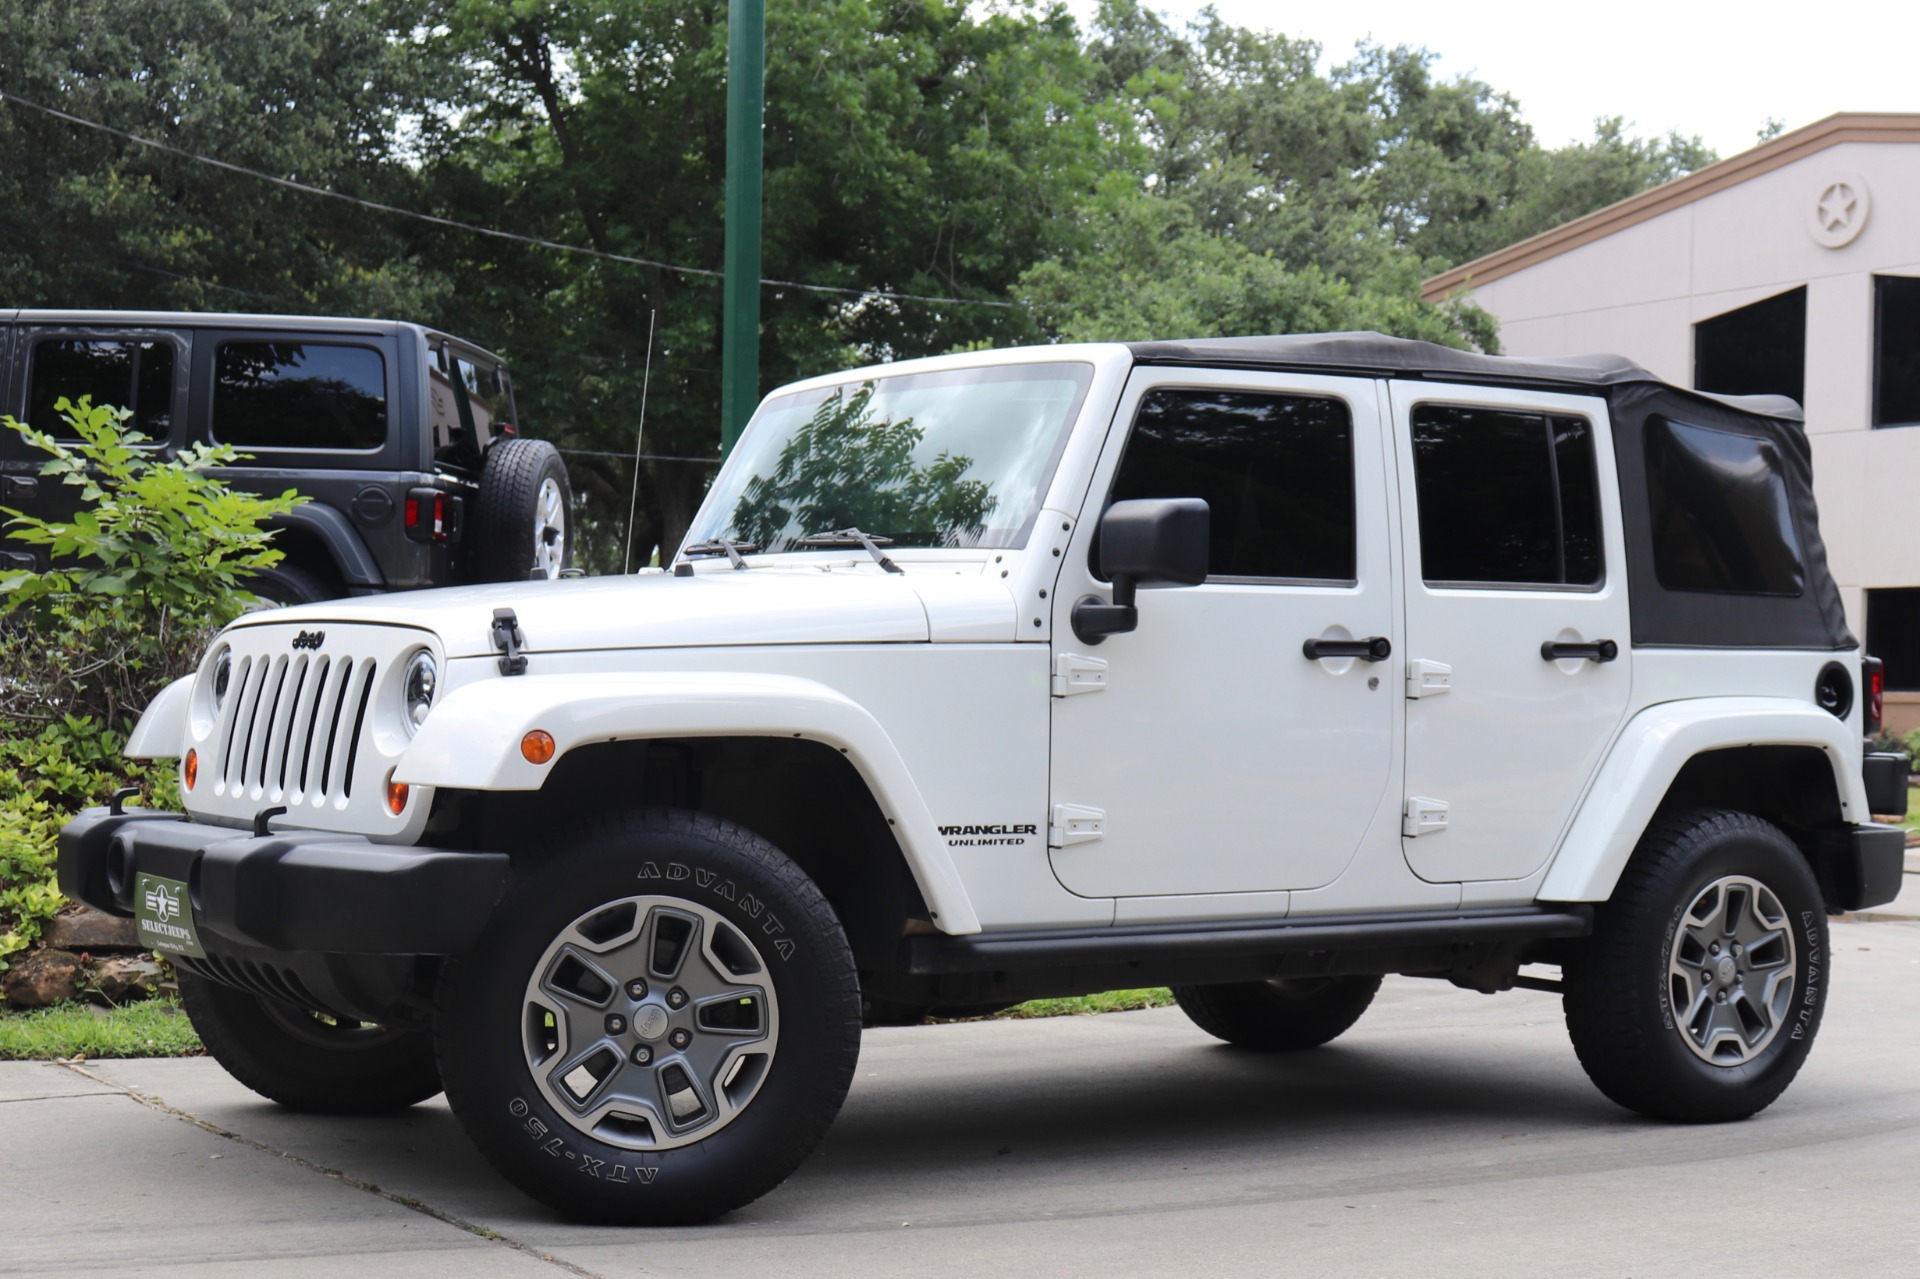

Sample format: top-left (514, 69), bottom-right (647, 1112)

top-left (622, 307), bottom-right (659, 575)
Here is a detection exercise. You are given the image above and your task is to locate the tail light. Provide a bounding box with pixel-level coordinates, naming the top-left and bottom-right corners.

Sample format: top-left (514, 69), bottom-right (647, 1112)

top-left (1864, 656), bottom-right (1886, 736)
top-left (404, 487), bottom-right (449, 543)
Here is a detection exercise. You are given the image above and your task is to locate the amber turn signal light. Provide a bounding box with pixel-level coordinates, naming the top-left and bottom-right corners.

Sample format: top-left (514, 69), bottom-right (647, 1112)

top-left (184, 749), bottom-right (198, 791)
top-left (386, 769), bottom-right (410, 815)
top-left (521, 730), bottom-right (556, 765)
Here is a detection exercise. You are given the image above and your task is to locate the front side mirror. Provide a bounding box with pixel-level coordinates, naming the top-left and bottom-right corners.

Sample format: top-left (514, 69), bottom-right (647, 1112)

top-left (1072, 498), bottom-right (1209, 643)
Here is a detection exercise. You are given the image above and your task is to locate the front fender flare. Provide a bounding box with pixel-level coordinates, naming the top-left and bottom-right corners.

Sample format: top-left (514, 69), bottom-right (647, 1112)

top-left (394, 671), bottom-right (981, 933)
top-left (1538, 696), bottom-right (1869, 902)
top-left (125, 674), bottom-right (194, 760)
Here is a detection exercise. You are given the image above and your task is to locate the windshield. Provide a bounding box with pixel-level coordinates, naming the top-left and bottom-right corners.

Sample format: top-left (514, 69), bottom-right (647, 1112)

top-left (688, 362), bottom-right (1094, 553)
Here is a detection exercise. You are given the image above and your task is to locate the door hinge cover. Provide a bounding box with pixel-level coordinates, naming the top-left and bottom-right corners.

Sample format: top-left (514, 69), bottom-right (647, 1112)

top-left (1403, 796), bottom-right (1450, 837)
top-left (1052, 653), bottom-right (1110, 697)
top-left (1049, 804), bottom-right (1106, 848)
top-left (1406, 659), bottom-right (1452, 698)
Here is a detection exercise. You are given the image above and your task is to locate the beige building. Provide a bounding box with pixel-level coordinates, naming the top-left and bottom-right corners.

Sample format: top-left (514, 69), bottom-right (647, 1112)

top-left (1425, 114), bottom-right (1920, 730)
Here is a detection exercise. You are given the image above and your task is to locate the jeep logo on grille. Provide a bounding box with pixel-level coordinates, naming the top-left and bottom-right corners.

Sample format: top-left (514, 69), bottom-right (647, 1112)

top-left (291, 630), bottom-right (326, 651)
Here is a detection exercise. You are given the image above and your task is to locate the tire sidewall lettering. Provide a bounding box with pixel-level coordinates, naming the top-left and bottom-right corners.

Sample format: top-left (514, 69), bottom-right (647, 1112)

top-left (638, 859), bottom-right (793, 960)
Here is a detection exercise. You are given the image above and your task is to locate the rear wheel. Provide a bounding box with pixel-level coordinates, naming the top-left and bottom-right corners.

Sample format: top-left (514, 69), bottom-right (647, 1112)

top-left (435, 810), bottom-right (860, 1224)
top-left (1172, 974), bottom-right (1382, 1050)
top-left (1563, 809), bottom-right (1826, 1122)
top-left (179, 972), bottom-right (440, 1113)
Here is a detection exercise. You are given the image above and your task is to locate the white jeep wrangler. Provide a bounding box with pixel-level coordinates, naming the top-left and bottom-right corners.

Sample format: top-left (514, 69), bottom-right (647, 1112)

top-left (62, 334), bottom-right (1910, 1224)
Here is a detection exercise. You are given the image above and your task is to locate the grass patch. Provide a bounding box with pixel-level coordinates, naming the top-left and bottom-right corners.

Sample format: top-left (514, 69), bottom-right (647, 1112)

top-left (0, 996), bottom-right (202, 1060)
top-left (989, 988), bottom-right (1176, 1020)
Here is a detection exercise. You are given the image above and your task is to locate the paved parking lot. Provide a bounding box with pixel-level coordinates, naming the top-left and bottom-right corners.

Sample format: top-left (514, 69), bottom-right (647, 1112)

top-left (5, 906), bottom-right (1919, 1278)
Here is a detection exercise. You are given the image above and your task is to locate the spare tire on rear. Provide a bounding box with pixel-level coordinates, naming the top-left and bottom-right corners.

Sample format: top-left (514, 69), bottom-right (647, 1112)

top-left (469, 438), bottom-right (572, 583)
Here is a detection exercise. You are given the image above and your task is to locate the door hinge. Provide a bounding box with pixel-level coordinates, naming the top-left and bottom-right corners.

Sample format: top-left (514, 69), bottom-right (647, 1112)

top-left (1049, 804), bottom-right (1106, 848)
top-left (1403, 796), bottom-right (1450, 837)
top-left (1052, 653), bottom-right (1109, 697)
top-left (1406, 659), bottom-right (1452, 698)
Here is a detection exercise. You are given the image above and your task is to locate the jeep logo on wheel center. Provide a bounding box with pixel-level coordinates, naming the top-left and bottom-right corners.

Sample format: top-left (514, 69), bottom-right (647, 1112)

top-left (63, 332), bottom-right (1910, 1226)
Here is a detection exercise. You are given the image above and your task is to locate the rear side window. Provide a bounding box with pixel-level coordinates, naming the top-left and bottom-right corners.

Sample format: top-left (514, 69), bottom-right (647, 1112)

top-left (213, 342), bottom-right (386, 450)
top-left (28, 338), bottom-right (176, 440)
top-left (1645, 416), bottom-right (1803, 596)
top-left (1107, 388), bottom-right (1355, 582)
top-left (1410, 404), bottom-right (1601, 588)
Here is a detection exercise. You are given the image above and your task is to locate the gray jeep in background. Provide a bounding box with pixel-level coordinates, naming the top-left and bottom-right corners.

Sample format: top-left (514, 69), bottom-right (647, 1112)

top-left (0, 310), bottom-right (573, 602)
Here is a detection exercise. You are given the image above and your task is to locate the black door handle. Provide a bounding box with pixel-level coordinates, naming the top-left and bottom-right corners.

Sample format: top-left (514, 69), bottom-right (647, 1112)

top-left (1541, 639), bottom-right (1618, 663)
top-left (1, 475), bottom-right (36, 499)
top-left (1303, 636), bottom-right (1392, 662)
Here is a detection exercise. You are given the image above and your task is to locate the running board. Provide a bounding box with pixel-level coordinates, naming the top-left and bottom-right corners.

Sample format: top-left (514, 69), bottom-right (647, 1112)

top-left (899, 905), bottom-right (1594, 977)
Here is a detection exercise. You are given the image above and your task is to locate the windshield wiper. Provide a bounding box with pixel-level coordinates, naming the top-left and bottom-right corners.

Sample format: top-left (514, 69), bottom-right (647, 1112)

top-left (792, 527), bottom-right (903, 574)
top-left (678, 537), bottom-right (759, 571)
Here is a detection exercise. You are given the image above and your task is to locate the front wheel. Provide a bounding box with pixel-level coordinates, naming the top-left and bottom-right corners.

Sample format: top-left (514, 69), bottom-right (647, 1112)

top-left (435, 810), bottom-right (861, 1224)
top-left (1563, 809), bottom-right (1827, 1122)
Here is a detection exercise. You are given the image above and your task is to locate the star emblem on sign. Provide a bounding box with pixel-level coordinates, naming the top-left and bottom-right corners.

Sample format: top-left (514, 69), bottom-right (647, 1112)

top-left (1817, 182), bottom-right (1857, 231)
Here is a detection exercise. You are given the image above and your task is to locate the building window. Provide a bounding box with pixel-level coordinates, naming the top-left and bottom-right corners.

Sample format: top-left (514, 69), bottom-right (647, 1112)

top-left (1107, 388), bottom-right (1356, 582)
top-left (1694, 286), bottom-right (1807, 405)
top-left (1866, 588), bottom-right (1920, 691)
top-left (1873, 275), bottom-right (1920, 428)
top-left (1409, 404), bottom-right (1600, 588)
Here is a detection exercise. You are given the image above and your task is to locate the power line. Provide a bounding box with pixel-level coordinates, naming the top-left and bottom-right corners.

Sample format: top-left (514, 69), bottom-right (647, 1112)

top-left (558, 447), bottom-right (722, 464)
top-left (0, 88), bottom-right (1017, 311)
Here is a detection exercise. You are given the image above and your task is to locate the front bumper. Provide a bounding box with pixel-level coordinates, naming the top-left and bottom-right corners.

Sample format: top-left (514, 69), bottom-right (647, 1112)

top-left (59, 807), bottom-right (509, 955)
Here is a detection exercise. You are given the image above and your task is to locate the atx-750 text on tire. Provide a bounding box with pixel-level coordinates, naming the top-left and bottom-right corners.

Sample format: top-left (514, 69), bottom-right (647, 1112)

top-left (469, 437), bottom-right (572, 583)
top-left (1172, 975), bottom-right (1383, 1051)
top-left (433, 810), bottom-right (862, 1225)
top-left (1563, 809), bottom-right (1828, 1123)
top-left (178, 973), bottom-right (442, 1113)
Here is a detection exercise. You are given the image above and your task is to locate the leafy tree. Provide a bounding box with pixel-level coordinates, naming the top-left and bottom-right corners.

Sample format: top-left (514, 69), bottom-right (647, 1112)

top-left (0, 0), bottom-right (444, 315)
top-left (411, 0), bottom-right (1127, 559)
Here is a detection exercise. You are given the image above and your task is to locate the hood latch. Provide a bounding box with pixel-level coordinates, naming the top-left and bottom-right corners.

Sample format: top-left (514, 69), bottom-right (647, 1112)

top-left (492, 608), bottom-right (528, 676)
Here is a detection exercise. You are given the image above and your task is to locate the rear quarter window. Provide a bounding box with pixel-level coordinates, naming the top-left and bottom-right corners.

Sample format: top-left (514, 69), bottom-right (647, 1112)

top-left (212, 341), bottom-right (387, 450)
top-left (1645, 416), bottom-right (1804, 597)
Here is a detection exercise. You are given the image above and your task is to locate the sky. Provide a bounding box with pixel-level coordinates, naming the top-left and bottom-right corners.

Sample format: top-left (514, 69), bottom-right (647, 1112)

top-left (1061, 0), bottom-right (1920, 159)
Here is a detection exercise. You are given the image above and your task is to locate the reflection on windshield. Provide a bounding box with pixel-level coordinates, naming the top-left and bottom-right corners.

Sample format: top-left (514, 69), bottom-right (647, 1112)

top-left (690, 362), bottom-right (1094, 554)
top-left (731, 386), bottom-right (995, 549)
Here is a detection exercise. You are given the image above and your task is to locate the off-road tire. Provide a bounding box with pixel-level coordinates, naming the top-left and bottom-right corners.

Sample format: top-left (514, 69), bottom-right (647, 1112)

top-left (1563, 809), bottom-right (1827, 1123)
top-left (469, 438), bottom-right (571, 583)
top-left (1172, 974), bottom-right (1383, 1050)
top-left (435, 809), bottom-right (861, 1225)
top-left (178, 972), bottom-right (441, 1113)
top-left (242, 563), bottom-right (334, 608)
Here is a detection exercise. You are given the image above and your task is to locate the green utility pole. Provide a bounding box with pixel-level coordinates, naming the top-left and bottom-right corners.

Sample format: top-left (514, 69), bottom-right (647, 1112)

top-left (719, 0), bottom-right (765, 456)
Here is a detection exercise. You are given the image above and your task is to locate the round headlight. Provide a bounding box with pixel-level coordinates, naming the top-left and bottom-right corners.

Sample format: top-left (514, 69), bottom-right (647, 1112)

top-left (403, 651), bottom-right (437, 731)
top-left (211, 651), bottom-right (232, 710)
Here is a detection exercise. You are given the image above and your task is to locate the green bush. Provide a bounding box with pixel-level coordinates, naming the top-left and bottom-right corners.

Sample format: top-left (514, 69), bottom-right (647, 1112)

top-left (1868, 729), bottom-right (1920, 770)
top-left (0, 398), bottom-right (299, 967)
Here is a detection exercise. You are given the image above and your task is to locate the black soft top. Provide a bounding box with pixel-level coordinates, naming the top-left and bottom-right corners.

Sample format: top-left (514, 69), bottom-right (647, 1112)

top-left (1128, 332), bottom-right (1851, 652)
top-left (1129, 332), bottom-right (1804, 423)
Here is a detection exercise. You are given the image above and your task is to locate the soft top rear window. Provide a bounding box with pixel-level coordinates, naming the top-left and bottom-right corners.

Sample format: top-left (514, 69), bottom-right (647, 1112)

top-left (1646, 416), bottom-right (1803, 597)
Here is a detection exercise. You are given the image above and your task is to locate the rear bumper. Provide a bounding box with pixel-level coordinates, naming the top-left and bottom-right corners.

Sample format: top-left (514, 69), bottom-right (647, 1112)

top-left (1830, 822), bottom-right (1907, 913)
top-left (58, 807), bottom-right (509, 957)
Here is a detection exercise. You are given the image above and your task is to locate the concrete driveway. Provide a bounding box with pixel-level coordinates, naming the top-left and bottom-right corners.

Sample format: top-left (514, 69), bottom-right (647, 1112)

top-left (5, 913), bottom-right (1919, 1278)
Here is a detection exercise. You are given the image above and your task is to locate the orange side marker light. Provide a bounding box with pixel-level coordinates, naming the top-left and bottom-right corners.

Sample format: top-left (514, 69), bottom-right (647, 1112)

top-left (386, 769), bottom-right (410, 815)
top-left (184, 749), bottom-right (198, 791)
top-left (521, 730), bottom-right (556, 765)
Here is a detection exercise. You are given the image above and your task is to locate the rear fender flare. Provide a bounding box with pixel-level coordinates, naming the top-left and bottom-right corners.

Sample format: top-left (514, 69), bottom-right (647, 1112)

top-left (1538, 696), bottom-right (1869, 902)
top-left (394, 671), bottom-right (981, 933)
